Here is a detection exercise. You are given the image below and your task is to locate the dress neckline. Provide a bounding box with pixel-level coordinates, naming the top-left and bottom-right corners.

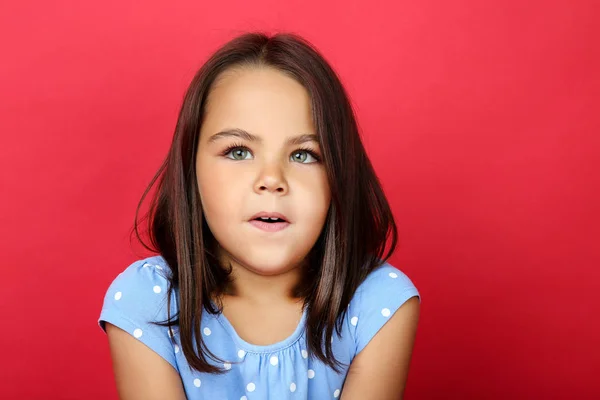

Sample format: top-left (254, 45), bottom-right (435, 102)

top-left (209, 299), bottom-right (308, 354)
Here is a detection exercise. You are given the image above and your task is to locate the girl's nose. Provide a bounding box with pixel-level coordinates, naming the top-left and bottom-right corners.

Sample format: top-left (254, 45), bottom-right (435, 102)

top-left (254, 163), bottom-right (289, 195)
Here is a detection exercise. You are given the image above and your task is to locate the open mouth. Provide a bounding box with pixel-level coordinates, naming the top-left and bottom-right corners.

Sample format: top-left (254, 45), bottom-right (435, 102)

top-left (253, 217), bottom-right (287, 223)
top-left (249, 214), bottom-right (290, 232)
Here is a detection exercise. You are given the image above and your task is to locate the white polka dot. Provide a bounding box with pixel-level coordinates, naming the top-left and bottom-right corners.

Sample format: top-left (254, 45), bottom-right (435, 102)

top-left (389, 272), bottom-right (398, 278)
top-left (331, 335), bottom-right (334, 343)
top-left (156, 265), bottom-right (163, 270)
top-left (174, 344), bottom-right (179, 354)
top-left (153, 285), bottom-right (161, 294)
top-left (290, 382), bottom-right (296, 392)
top-left (133, 328), bottom-right (143, 338)
top-left (168, 329), bottom-right (176, 338)
top-left (382, 308), bottom-right (391, 317)
top-left (203, 327), bottom-right (211, 336)
top-left (308, 369), bottom-right (315, 379)
top-left (241, 397), bottom-right (247, 400)
top-left (224, 362), bottom-right (231, 370)
top-left (350, 316), bottom-right (358, 326)
top-left (238, 349), bottom-right (246, 358)
top-left (301, 349), bottom-right (308, 359)
top-left (270, 356), bottom-right (279, 366)
top-left (334, 389), bottom-right (340, 397)
top-left (193, 378), bottom-right (201, 387)
top-left (114, 291), bottom-right (122, 301)
top-left (247, 382), bottom-right (255, 392)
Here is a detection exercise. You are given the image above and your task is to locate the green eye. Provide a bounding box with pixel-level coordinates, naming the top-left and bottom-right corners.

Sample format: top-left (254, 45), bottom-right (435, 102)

top-left (226, 147), bottom-right (252, 160)
top-left (291, 150), bottom-right (318, 164)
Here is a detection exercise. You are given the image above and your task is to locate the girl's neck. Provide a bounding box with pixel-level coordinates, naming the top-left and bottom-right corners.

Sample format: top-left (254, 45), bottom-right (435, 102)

top-left (217, 254), bottom-right (306, 305)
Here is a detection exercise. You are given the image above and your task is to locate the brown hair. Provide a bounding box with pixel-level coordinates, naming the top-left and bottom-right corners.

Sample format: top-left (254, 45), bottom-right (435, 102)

top-left (132, 31), bottom-right (398, 374)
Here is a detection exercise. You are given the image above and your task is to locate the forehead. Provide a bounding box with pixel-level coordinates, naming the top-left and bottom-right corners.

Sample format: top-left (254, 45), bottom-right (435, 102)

top-left (201, 66), bottom-right (315, 140)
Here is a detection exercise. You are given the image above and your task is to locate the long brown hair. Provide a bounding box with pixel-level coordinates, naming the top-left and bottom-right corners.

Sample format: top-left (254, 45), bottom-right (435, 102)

top-left (131, 31), bottom-right (398, 374)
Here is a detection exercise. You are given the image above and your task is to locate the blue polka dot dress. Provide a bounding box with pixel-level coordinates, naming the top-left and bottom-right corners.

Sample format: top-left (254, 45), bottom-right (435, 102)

top-left (98, 255), bottom-right (421, 399)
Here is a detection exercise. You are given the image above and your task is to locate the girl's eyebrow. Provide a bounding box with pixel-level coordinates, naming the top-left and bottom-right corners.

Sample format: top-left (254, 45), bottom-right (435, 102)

top-left (208, 128), bottom-right (320, 146)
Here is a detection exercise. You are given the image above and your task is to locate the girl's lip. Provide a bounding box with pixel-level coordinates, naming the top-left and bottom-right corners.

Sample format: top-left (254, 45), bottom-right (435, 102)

top-left (248, 219), bottom-right (291, 232)
top-left (249, 211), bottom-right (290, 223)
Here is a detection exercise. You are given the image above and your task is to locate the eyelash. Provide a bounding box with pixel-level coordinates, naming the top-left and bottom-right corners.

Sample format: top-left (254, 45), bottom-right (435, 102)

top-left (220, 142), bottom-right (322, 163)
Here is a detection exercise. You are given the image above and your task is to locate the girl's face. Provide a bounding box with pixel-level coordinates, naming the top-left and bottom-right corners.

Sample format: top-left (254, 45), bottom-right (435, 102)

top-left (196, 66), bottom-right (331, 277)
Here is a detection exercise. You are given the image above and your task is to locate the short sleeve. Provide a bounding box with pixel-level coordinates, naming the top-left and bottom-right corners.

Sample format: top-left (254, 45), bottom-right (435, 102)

top-left (348, 263), bottom-right (421, 357)
top-left (98, 258), bottom-right (179, 372)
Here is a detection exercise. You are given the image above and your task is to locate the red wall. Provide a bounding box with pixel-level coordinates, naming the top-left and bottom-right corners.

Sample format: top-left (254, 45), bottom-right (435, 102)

top-left (1, 0), bottom-right (598, 398)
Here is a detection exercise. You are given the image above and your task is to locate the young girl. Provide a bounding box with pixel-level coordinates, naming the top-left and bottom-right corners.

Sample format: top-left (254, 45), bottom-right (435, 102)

top-left (98, 31), bottom-right (421, 400)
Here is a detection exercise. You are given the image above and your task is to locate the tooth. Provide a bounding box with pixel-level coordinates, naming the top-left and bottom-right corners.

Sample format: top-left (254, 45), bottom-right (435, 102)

top-left (256, 216), bottom-right (284, 222)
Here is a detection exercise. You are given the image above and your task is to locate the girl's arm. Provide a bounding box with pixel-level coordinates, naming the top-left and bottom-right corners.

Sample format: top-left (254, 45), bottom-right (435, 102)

top-left (341, 296), bottom-right (420, 400)
top-left (105, 322), bottom-right (187, 400)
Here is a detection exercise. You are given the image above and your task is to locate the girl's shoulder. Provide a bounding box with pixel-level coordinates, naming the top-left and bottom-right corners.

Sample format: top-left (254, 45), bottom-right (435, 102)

top-left (97, 255), bottom-right (179, 371)
top-left (98, 255), bottom-right (175, 311)
top-left (353, 261), bottom-right (419, 299)
top-left (346, 261), bottom-right (421, 356)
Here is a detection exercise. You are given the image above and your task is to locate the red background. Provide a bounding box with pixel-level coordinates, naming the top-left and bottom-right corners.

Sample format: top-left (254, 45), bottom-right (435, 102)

top-left (1, 0), bottom-right (598, 398)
